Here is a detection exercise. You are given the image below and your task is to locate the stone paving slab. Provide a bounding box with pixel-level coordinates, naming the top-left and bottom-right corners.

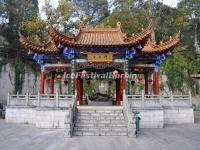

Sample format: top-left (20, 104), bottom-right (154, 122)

top-left (0, 112), bottom-right (200, 150)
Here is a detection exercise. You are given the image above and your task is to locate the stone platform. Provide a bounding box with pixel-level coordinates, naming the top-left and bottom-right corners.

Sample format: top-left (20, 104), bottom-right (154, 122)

top-left (0, 112), bottom-right (200, 150)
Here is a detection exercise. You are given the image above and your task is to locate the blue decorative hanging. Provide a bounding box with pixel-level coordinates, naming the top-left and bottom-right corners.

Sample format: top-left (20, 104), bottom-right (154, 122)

top-left (134, 44), bottom-right (142, 50)
top-left (160, 55), bottom-right (166, 62)
top-left (33, 53), bottom-right (45, 64)
top-left (58, 43), bottom-right (65, 49)
top-left (63, 47), bottom-right (75, 59)
top-left (165, 51), bottom-right (171, 56)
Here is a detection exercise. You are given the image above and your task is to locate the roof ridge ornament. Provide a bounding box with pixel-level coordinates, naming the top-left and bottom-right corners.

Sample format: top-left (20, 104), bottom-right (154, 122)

top-left (116, 21), bottom-right (121, 29)
top-left (79, 21), bottom-right (85, 30)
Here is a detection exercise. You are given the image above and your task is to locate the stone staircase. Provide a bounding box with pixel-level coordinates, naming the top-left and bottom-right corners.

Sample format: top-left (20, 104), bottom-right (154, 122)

top-left (73, 106), bottom-right (127, 136)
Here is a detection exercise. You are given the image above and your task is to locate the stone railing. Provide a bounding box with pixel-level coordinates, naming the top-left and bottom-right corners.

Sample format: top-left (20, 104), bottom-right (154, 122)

top-left (7, 92), bottom-right (75, 108)
top-left (65, 91), bottom-right (77, 137)
top-left (127, 91), bottom-right (192, 108)
top-left (123, 90), bottom-right (135, 137)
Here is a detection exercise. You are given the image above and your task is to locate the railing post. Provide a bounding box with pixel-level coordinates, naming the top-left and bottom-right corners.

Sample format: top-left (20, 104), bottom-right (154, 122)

top-left (159, 94), bottom-right (162, 107)
top-left (37, 92), bottom-right (40, 107)
top-left (17, 92), bottom-right (19, 101)
top-left (189, 91), bottom-right (192, 106)
top-left (7, 92), bottom-right (10, 106)
top-left (56, 91), bottom-right (59, 107)
top-left (25, 91), bottom-right (29, 106)
top-left (142, 90), bottom-right (145, 107)
top-left (170, 91), bottom-right (173, 107)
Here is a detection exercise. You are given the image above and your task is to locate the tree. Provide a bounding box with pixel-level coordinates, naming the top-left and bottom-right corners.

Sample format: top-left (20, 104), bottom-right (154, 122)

top-left (72, 0), bottom-right (109, 25)
top-left (0, 0), bottom-right (39, 47)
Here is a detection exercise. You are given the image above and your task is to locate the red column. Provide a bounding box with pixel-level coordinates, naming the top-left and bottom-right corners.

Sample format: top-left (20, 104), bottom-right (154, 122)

top-left (116, 79), bottom-right (121, 106)
top-left (76, 77), bottom-right (80, 105)
top-left (77, 77), bottom-right (83, 105)
top-left (80, 78), bottom-right (83, 105)
top-left (154, 70), bottom-right (159, 95)
top-left (50, 76), bottom-right (54, 95)
top-left (121, 75), bottom-right (125, 103)
top-left (40, 72), bottom-right (45, 94)
top-left (145, 74), bottom-right (149, 95)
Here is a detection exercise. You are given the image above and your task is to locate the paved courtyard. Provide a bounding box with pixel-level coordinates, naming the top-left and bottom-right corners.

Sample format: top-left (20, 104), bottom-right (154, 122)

top-left (0, 112), bottom-right (200, 150)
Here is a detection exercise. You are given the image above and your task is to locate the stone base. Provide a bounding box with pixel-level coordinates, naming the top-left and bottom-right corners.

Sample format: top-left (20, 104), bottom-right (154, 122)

top-left (132, 107), bottom-right (194, 128)
top-left (5, 106), bottom-right (70, 129)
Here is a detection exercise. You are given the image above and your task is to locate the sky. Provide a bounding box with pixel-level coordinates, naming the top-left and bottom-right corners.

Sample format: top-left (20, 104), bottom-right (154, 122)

top-left (38, 0), bottom-right (179, 19)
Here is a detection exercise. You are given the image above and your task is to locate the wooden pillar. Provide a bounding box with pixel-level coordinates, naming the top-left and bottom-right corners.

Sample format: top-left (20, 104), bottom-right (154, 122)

top-left (116, 79), bottom-right (121, 106)
top-left (77, 77), bottom-right (83, 105)
top-left (50, 74), bottom-right (54, 95)
top-left (40, 72), bottom-right (45, 94)
top-left (80, 78), bottom-right (83, 105)
top-left (154, 66), bottom-right (159, 95)
top-left (121, 74), bottom-right (125, 103)
top-left (144, 73), bottom-right (149, 95)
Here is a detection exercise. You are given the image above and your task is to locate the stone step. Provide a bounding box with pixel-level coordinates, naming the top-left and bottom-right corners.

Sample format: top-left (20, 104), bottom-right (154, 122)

top-left (77, 116), bottom-right (125, 120)
top-left (77, 110), bottom-right (123, 113)
top-left (74, 126), bottom-right (127, 132)
top-left (75, 122), bottom-right (126, 127)
top-left (76, 119), bottom-right (126, 124)
top-left (77, 113), bottom-right (124, 117)
top-left (73, 107), bottom-right (127, 136)
top-left (73, 131), bottom-right (127, 136)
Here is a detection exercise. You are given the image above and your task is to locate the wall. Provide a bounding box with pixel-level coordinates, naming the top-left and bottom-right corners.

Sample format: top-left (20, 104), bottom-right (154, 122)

top-left (5, 106), bottom-right (71, 129)
top-left (5, 106), bottom-right (36, 124)
top-left (133, 108), bottom-right (164, 128)
top-left (164, 107), bottom-right (194, 124)
top-left (132, 107), bottom-right (194, 128)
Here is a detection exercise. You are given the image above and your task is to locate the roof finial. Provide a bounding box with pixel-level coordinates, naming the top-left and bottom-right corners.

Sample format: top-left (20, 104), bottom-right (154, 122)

top-left (116, 21), bottom-right (121, 29)
top-left (79, 21), bottom-right (84, 30)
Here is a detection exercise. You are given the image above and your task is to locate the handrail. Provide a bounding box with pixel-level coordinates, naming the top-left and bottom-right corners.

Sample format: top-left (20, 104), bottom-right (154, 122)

top-left (126, 91), bottom-right (192, 108)
top-left (7, 91), bottom-right (75, 108)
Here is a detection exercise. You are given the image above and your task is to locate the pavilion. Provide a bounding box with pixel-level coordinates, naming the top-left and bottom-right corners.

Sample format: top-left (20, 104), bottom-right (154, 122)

top-left (19, 21), bottom-right (179, 106)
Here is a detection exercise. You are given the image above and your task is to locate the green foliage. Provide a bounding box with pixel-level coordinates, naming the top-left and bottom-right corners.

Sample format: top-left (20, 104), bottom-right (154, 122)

top-left (10, 58), bottom-right (25, 94)
top-left (73, 0), bottom-right (109, 25)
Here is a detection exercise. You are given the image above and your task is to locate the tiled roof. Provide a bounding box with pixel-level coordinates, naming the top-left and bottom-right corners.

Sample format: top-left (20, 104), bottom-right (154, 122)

top-left (49, 21), bottom-right (152, 48)
top-left (19, 21), bottom-right (180, 54)
top-left (141, 32), bottom-right (180, 54)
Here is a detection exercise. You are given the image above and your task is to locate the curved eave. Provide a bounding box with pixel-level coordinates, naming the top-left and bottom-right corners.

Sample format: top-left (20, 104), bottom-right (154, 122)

top-left (49, 26), bottom-right (75, 44)
top-left (125, 23), bottom-right (152, 46)
top-left (19, 33), bottom-right (59, 54)
top-left (140, 32), bottom-right (180, 54)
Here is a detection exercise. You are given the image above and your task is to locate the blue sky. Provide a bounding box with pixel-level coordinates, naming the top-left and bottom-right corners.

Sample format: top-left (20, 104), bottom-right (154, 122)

top-left (38, 0), bottom-right (179, 19)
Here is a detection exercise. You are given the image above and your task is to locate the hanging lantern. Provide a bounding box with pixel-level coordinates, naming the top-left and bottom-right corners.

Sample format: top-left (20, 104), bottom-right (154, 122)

top-left (138, 75), bottom-right (143, 81)
top-left (64, 80), bottom-right (68, 85)
top-left (113, 70), bottom-right (119, 78)
top-left (81, 70), bottom-right (87, 78)
top-left (131, 80), bottom-right (135, 86)
top-left (46, 77), bottom-right (50, 84)
top-left (87, 80), bottom-right (90, 85)
top-left (148, 79), bottom-right (153, 84)
top-left (57, 74), bottom-right (62, 80)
